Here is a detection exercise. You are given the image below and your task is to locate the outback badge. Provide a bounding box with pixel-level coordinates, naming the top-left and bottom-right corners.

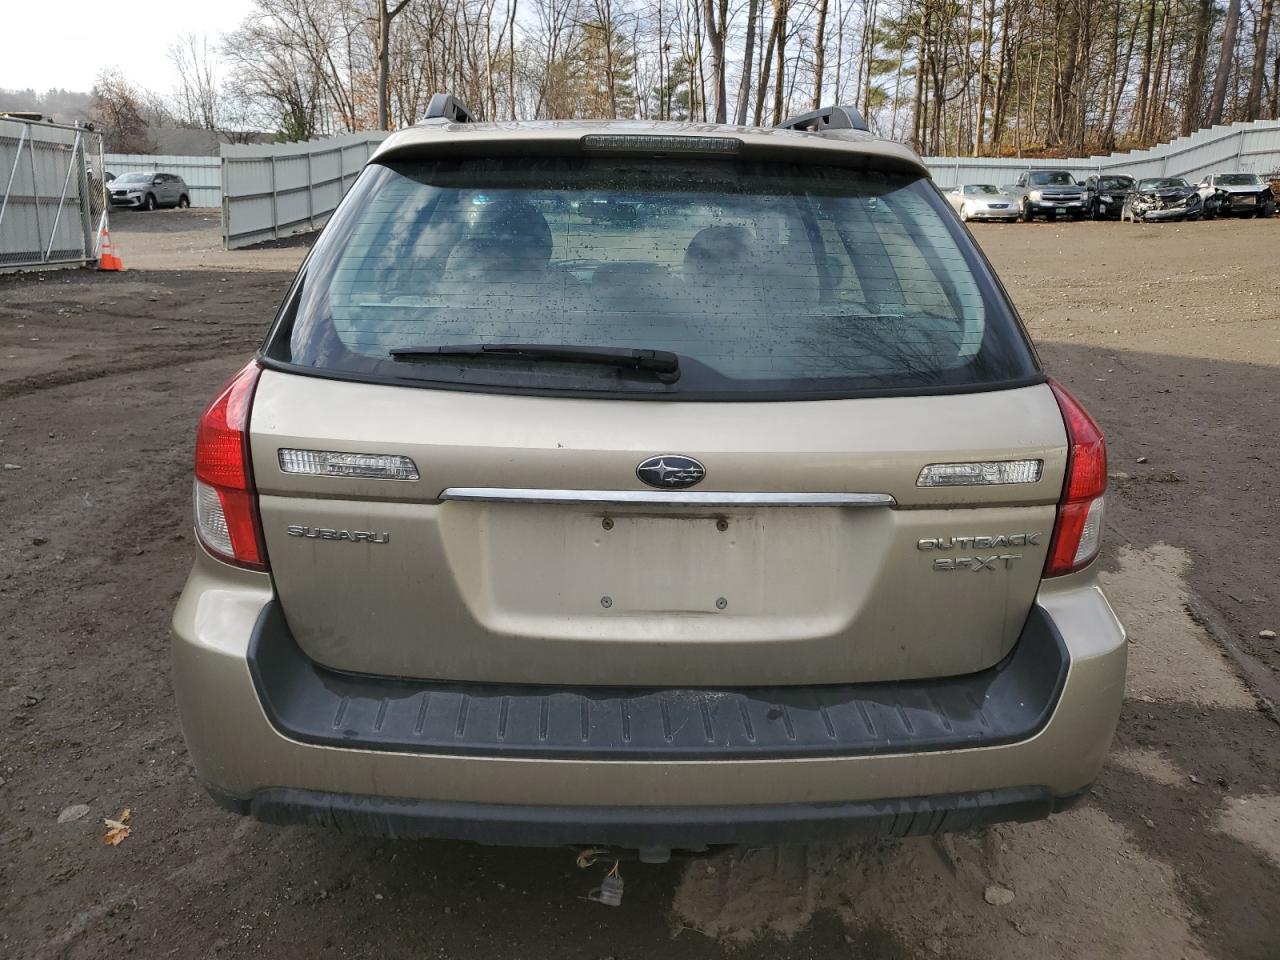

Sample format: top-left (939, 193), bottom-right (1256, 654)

top-left (918, 533), bottom-right (1044, 572)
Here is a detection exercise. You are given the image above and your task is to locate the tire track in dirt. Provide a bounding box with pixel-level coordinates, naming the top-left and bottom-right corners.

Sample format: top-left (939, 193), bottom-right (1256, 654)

top-left (0, 342), bottom-right (255, 401)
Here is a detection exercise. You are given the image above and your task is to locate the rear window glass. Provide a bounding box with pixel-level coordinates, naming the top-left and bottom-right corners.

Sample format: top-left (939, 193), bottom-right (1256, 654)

top-left (266, 157), bottom-right (1038, 399)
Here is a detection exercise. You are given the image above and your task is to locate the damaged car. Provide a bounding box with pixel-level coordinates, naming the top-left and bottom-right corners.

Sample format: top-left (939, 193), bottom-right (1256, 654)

top-left (1197, 173), bottom-right (1277, 219)
top-left (1080, 175), bottom-right (1134, 220)
top-left (1121, 177), bottom-right (1203, 223)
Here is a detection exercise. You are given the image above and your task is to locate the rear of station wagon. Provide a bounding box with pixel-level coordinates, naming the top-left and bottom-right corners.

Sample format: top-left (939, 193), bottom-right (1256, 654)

top-left (172, 115), bottom-right (1125, 854)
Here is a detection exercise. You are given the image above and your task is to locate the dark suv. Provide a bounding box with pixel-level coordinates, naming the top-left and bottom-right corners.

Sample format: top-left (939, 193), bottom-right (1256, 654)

top-left (1081, 175), bottom-right (1135, 219)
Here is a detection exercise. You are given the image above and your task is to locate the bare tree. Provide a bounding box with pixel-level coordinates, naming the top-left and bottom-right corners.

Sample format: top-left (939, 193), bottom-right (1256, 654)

top-left (811, 0), bottom-right (829, 108)
top-left (212, 0), bottom-right (1274, 157)
top-left (375, 0), bottom-right (414, 129)
top-left (170, 33), bottom-right (226, 136)
top-left (1245, 0), bottom-right (1275, 119)
top-left (734, 0), bottom-right (761, 123)
top-left (702, 0), bottom-right (730, 121)
top-left (90, 69), bottom-right (155, 153)
top-left (1208, 0), bottom-right (1242, 124)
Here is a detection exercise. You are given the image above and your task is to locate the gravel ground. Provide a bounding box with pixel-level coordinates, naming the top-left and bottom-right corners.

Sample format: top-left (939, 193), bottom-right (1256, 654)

top-left (0, 209), bottom-right (1276, 960)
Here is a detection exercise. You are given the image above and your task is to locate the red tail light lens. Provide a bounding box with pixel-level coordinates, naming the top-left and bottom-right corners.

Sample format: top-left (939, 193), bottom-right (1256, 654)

top-left (1044, 378), bottom-right (1107, 577)
top-left (193, 361), bottom-right (267, 570)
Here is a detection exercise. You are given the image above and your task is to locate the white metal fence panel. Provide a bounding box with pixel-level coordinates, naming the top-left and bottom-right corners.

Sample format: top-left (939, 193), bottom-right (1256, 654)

top-left (213, 121), bottom-right (1278, 251)
top-left (105, 153), bottom-right (221, 207)
top-left (221, 133), bottom-right (389, 249)
top-left (1, 117), bottom-right (105, 273)
top-left (925, 119), bottom-right (1280, 186)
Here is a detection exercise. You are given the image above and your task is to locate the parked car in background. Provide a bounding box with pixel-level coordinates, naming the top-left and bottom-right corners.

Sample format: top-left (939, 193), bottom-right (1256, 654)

top-left (172, 103), bottom-right (1125, 856)
top-left (1004, 170), bottom-right (1085, 222)
top-left (109, 172), bottom-right (190, 211)
top-left (1197, 173), bottom-right (1277, 218)
top-left (1121, 177), bottom-right (1203, 222)
top-left (942, 184), bottom-right (1020, 222)
top-left (1080, 175), bottom-right (1134, 219)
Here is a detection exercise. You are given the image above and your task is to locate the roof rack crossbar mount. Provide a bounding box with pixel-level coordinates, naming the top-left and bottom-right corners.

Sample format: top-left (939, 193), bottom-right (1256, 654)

top-left (777, 105), bottom-right (869, 133)
top-left (424, 93), bottom-right (475, 124)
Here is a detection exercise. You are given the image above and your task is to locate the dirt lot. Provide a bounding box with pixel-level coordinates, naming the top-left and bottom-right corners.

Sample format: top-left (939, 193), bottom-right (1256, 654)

top-left (1, 209), bottom-right (1277, 959)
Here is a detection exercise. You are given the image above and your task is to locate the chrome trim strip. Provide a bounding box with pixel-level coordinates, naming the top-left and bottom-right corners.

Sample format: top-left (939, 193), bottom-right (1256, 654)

top-left (439, 488), bottom-right (897, 508)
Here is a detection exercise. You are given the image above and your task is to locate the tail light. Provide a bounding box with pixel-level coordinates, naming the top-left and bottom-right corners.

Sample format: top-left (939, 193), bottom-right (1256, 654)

top-left (1044, 379), bottom-right (1107, 577)
top-left (193, 361), bottom-right (267, 571)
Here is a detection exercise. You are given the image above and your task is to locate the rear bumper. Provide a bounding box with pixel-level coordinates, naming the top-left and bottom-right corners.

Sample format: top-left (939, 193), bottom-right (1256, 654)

top-left (247, 600), bottom-right (1068, 761)
top-left (172, 552), bottom-right (1126, 847)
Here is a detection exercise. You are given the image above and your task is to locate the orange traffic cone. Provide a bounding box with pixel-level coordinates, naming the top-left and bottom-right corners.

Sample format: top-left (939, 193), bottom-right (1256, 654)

top-left (97, 224), bottom-right (126, 272)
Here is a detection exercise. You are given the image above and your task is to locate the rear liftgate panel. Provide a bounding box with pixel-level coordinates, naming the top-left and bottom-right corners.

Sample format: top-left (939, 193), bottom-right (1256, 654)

top-left (251, 371), bottom-right (1067, 686)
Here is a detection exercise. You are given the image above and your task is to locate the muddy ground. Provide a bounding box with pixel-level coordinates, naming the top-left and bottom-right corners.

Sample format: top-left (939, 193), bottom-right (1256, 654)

top-left (0, 209), bottom-right (1277, 959)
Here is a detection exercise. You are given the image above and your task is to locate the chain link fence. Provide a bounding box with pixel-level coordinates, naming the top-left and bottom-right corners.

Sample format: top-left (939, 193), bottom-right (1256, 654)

top-left (0, 117), bottom-right (107, 273)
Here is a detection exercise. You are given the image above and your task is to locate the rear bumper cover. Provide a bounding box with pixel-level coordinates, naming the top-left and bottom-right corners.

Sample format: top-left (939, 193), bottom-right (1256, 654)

top-left (172, 552), bottom-right (1126, 846)
top-left (248, 600), bottom-right (1068, 761)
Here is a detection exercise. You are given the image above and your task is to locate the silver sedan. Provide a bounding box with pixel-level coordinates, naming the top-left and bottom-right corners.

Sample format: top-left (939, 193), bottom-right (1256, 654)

top-left (943, 184), bottom-right (1020, 222)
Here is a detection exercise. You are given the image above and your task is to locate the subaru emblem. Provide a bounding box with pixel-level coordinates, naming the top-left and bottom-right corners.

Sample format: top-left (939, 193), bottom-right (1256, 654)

top-left (636, 455), bottom-right (706, 490)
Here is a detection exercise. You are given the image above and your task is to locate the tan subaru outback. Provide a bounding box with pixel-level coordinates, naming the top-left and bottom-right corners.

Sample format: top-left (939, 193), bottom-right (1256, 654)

top-left (172, 102), bottom-right (1124, 857)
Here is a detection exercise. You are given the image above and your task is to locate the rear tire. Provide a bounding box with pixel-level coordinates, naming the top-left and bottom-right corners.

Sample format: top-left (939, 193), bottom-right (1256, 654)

top-left (1020, 201), bottom-right (1032, 222)
top-left (960, 202), bottom-right (971, 222)
top-left (178, 194), bottom-right (190, 209)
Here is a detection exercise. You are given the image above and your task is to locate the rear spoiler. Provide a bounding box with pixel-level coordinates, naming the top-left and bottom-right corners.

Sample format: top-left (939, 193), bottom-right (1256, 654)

top-left (383, 93), bottom-right (927, 179)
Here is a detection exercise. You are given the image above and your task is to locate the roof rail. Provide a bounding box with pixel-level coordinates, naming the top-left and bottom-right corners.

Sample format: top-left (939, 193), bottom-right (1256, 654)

top-left (423, 93), bottom-right (475, 124)
top-left (776, 105), bottom-right (869, 134)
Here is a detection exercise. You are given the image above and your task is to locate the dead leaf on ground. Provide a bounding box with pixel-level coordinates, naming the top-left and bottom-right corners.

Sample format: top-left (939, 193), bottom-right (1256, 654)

top-left (102, 808), bottom-right (131, 846)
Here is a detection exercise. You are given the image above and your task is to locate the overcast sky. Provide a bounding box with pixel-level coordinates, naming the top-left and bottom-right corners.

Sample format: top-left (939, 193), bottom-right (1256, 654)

top-left (2, 0), bottom-right (255, 93)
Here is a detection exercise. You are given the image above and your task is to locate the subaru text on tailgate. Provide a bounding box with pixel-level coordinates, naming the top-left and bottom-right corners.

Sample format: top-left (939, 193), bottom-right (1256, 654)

top-left (172, 102), bottom-right (1125, 857)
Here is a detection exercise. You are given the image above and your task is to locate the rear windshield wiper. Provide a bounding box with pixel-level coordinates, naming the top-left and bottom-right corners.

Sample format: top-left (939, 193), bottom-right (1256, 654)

top-left (389, 343), bottom-right (681, 383)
